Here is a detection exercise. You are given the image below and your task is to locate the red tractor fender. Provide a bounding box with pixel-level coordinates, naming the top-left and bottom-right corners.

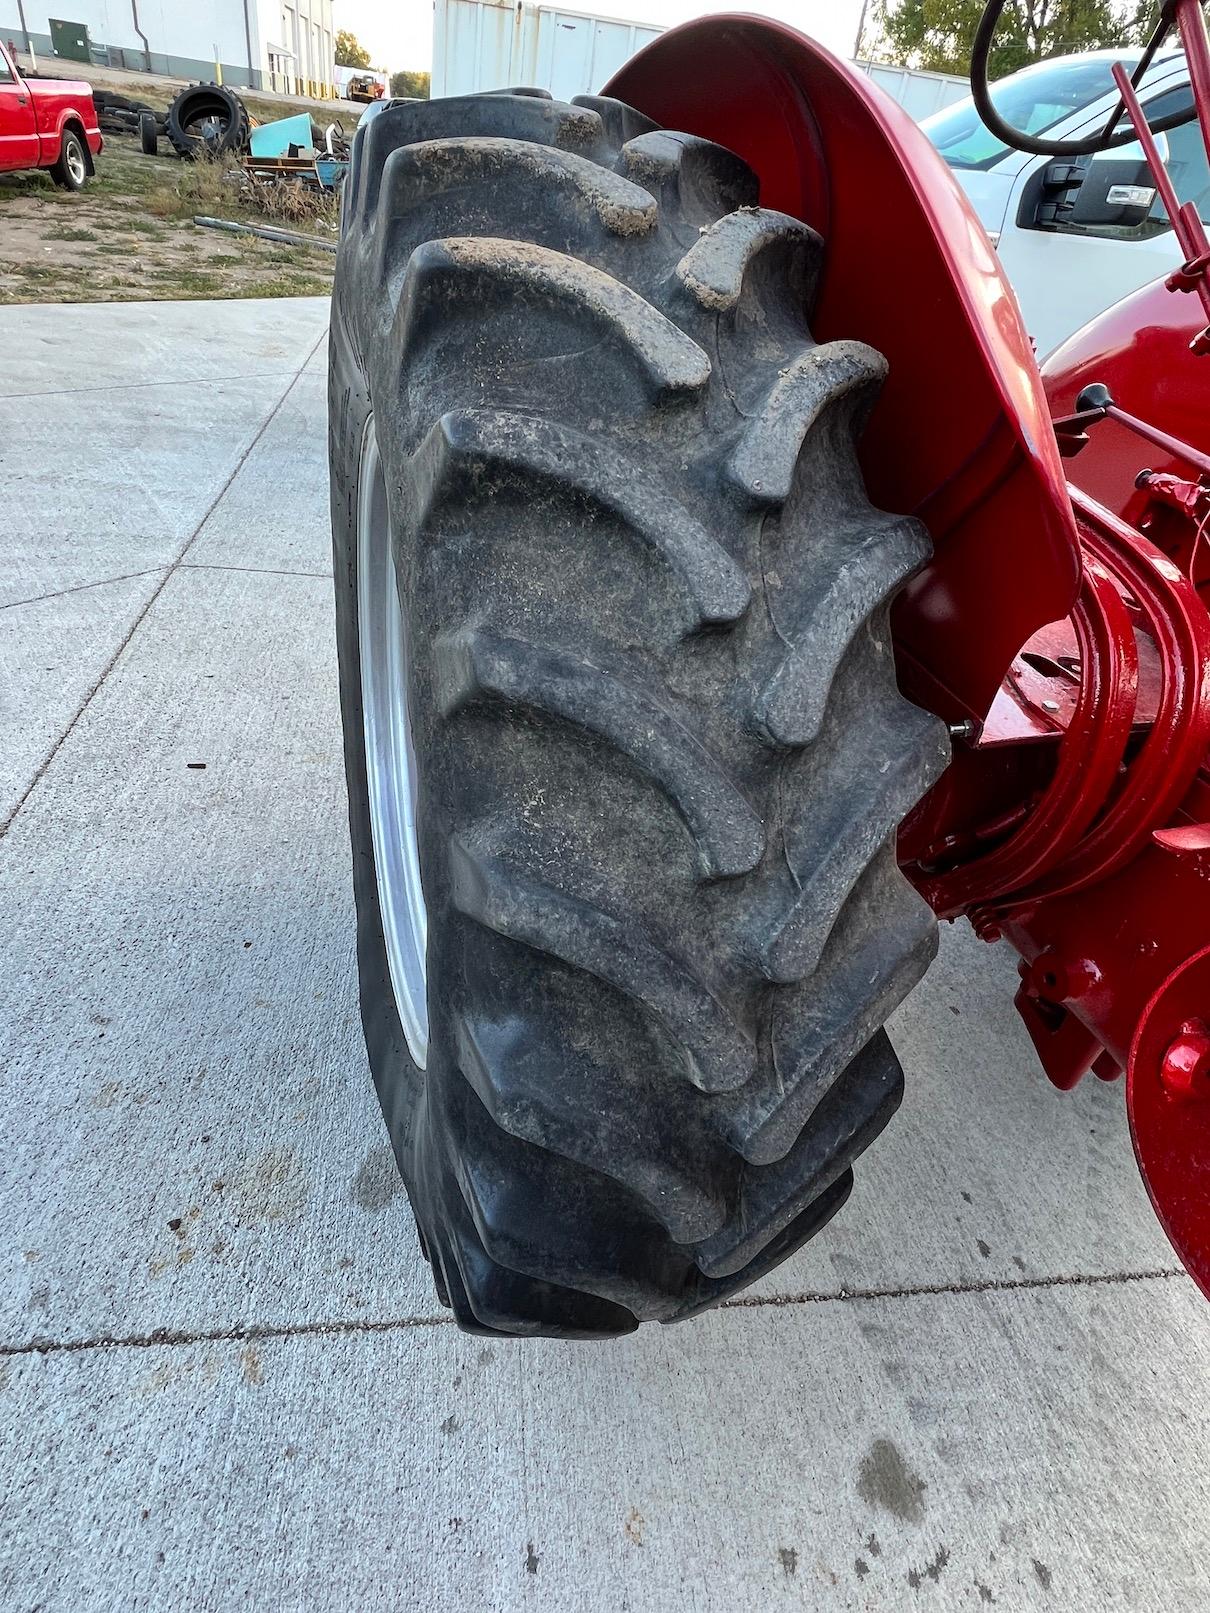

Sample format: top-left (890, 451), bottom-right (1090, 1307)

top-left (607, 16), bottom-right (1081, 720)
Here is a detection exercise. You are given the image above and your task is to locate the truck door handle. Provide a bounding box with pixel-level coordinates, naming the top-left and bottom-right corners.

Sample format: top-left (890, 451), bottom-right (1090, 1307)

top-left (17, 93), bottom-right (27, 104)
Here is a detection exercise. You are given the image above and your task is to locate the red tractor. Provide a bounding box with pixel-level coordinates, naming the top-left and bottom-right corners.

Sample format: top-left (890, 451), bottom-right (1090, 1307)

top-left (328, 0), bottom-right (1210, 1335)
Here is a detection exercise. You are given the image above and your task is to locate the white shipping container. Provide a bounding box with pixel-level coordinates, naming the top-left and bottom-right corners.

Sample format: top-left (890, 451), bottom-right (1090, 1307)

top-left (432, 0), bottom-right (660, 100)
top-left (855, 59), bottom-right (970, 119)
top-left (431, 2), bottom-right (971, 122)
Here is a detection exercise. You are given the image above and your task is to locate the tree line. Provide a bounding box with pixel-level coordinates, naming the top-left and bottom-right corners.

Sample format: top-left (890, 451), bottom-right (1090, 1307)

top-left (870, 1), bottom-right (1162, 78)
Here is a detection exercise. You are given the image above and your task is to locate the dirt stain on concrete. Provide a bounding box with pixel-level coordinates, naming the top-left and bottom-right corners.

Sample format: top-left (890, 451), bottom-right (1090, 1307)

top-left (857, 1439), bottom-right (928, 1524)
top-left (352, 1144), bottom-right (405, 1212)
top-left (624, 1507), bottom-right (645, 1547)
top-left (1032, 1558), bottom-right (1053, 1591)
top-left (908, 1544), bottom-right (949, 1589)
top-left (235, 1146), bottom-right (308, 1225)
top-left (140, 1355), bottom-right (221, 1394)
top-left (148, 1205), bottom-right (204, 1277)
top-left (778, 1547), bottom-right (798, 1577)
top-left (241, 1347), bottom-right (264, 1386)
top-left (525, 1542), bottom-right (540, 1575)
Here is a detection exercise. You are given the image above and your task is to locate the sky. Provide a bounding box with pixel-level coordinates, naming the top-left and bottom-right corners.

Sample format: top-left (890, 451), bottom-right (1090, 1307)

top-left (334, 0), bottom-right (869, 75)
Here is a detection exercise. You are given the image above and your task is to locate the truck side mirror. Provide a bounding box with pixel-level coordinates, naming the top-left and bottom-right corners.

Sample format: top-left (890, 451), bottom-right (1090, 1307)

top-left (1025, 133), bottom-right (1171, 234)
top-left (1068, 157), bottom-right (1156, 229)
top-left (1068, 133), bottom-right (1170, 231)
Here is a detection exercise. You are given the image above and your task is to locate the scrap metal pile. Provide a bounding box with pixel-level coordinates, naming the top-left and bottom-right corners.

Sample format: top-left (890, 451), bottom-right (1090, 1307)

top-left (94, 81), bottom-right (350, 188)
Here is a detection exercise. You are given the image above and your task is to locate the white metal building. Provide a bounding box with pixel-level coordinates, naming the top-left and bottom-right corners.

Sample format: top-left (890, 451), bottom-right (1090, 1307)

top-left (0, 0), bottom-right (337, 95)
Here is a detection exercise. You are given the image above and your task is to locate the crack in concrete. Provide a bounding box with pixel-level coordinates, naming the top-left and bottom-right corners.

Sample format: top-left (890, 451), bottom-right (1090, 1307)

top-left (2, 1267), bottom-right (1185, 1360)
top-left (720, 1266), bottom-right (1187, 1310)
top-left (0, 330), bottom-right (327, 841)
top-left (180, 562), bottom-right (332, 580)
top-left (1, 566), bottom-right (167, 613)
top-left (3, 1312), bottom-right (456, 1360)
top-left (4, 368), bottom-right (300, 402)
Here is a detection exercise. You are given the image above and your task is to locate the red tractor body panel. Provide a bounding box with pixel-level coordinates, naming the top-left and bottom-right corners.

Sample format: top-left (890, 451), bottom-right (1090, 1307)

top-left (608, 15), bottom-right (1081, 721)
top-left (1043, 274), bottom-right (1210, 518)
top-left (1041, 280), bottom-right (1210, 1293)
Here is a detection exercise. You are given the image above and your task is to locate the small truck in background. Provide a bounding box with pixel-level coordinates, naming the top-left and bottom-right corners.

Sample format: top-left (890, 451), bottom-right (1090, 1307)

top-left (0, 38), bottom-right (101, 189)
top-left (345, 74), bottom-right (385, 103)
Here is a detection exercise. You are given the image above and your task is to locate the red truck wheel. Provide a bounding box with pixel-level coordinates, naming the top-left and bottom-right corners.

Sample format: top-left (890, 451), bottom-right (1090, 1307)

top-left (329, 90), bottom-right (949, 1334)
top-left (51, 128), bottom-right (88, 192)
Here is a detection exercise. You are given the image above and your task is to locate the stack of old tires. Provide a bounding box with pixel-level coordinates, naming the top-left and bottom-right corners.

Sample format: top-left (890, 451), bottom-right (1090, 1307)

top-left (92, 82), bottom-right (250, 161)
top-left (91, 89), bottom-right (165, 147)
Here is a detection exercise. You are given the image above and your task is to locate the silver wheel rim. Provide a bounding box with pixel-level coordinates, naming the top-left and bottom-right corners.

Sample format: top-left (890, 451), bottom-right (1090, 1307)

top-left (66, 142), bottom-right (85, 184)
top-left (356, 418), bottom-right (429, 1067)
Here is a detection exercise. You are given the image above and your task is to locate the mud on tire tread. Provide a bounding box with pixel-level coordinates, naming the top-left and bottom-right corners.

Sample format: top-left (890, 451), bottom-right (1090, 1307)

top-left (329, 90), bottom-right (949, 1337)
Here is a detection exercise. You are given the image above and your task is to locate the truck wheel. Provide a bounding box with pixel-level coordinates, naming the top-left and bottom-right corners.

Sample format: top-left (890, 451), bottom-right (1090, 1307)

top-left (51, 128), bottom-right (89, 192)
top-left (329, 90), bottom-right (949, 1336)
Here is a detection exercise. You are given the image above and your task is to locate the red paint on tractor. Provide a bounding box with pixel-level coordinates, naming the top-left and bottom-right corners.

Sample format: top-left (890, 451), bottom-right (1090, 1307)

top-left (613, 8), bottom-right (1210, 1297)
top-left (1044, 274), bottom-right (1210, 519)
top-left (1131, 954), bottom-right (1210, 1298)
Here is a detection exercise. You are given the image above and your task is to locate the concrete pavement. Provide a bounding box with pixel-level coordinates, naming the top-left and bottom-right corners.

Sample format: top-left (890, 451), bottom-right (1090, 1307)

top-left (1, 297), bottom-right (1207, 1612)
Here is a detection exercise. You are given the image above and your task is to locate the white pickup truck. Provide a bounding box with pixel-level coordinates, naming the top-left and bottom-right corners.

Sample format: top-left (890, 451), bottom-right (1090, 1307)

top-left (921, 48), bottom-right (1207, 357)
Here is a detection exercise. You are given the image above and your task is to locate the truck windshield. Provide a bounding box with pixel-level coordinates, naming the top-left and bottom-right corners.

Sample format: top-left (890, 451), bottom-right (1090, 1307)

top-left (921, 53), bottom-right (1144, 171)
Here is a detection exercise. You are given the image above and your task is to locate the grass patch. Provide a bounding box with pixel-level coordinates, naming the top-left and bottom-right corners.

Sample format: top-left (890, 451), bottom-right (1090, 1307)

top-left (118, 214), bottom-right (171, 235)
top-left (2, 128), bottom-right (336, 304)
top-left (0, 171), bottom-right (53, 202)
top-left (144, 150), bottom-right (339, 236)
top-left (87, 144), bottom-right (178, 200)
top-left (231, 276), bottom-right (332, 299)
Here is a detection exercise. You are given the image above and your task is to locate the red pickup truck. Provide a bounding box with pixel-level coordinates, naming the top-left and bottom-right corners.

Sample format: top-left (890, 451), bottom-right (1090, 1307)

top-left (0, 39), bottom-right (101, 189)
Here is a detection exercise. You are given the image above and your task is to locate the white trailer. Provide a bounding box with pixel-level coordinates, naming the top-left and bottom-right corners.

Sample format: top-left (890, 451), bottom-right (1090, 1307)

top-left (432, 0), bottom-right (658, 101)
top-left (855, 59), bottom-right (969, 120)
top-left (432, 1), bottom-right (970, 119)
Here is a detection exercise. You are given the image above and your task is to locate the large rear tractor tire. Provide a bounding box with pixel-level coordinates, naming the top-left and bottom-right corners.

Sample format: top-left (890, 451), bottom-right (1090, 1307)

top-left (329, 90), bottom-right (949, 1337)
